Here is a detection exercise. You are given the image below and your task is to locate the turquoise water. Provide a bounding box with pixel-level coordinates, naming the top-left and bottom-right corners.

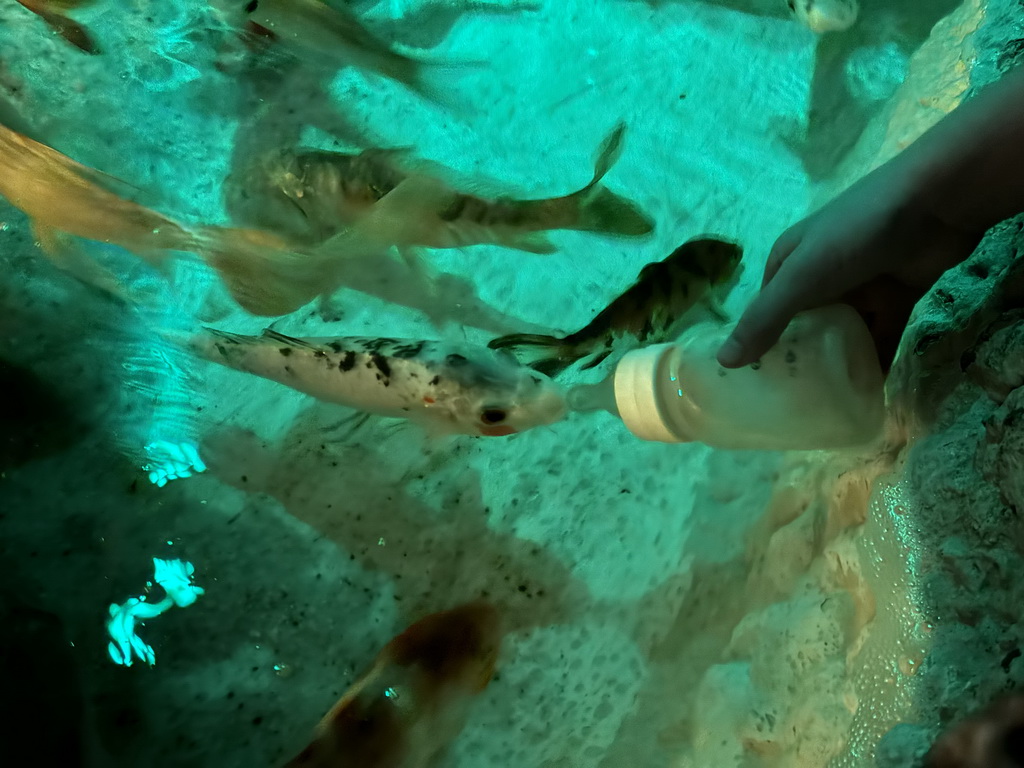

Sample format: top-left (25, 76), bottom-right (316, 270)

top-left (0, 1), bottom-right (978, 765)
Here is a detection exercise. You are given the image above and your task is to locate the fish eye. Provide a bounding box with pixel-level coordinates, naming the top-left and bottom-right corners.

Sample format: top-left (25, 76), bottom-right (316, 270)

top-left (480, 408), bottom-right (507, 425)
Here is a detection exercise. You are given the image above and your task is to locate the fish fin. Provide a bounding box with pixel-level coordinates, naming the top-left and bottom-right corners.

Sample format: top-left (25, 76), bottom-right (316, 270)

top-left (259, 328), bottom-right (324, 351)
top-left (487, 332), bottom-right (563, 352)
top-left (32, 223), bottom-right (130, 302)
top-left (400, 53), bottom-right (491, 112)
top-left (201, 327), bottom-right (253, 345)
top-left (487, 332), bottom-right (579, 377)
top-left (574, 186), bottom-right (654, 238)
top-left (588, 122), bottom-right (628, 189)
top-left (500, 231), bottom-right (557, 255)
top-left (22, 4), bottom-right (100, 54)
top-left (579, 348), bottom-right (613, 370)
top-left (353, 175), bottom-right (457, 248)
top-left (194, 226), bottom-right (328, 317)
top-left (530, 356), bottom-right (574, 378)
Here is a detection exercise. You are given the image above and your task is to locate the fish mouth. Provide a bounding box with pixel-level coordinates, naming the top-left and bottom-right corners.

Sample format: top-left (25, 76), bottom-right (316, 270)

top-left (479, 425), bottom-right (518, 437)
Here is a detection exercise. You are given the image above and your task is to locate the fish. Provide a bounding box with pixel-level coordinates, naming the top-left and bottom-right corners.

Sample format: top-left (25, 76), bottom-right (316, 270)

top-left (0, 119), bottom-right (316, 306)
top-left (199, 223), bottom-right (553, 335)
top-left (786, 0), bottom-right (858, 33)
top-left (924, 694), bottom-right (1024, 767)
top-left (284, 601), bottom-right (502, 768)
top-left (183, 327), bottom-right (568, 437)
top-left (0, 120), bottom-right (202, 298)
top-left (265, 122), bottom-right (654, 255)
top-left (487, 236), bottom-right (743, 377)
top-left (13, 0), bottom-right (100, 54)
top-left (232, 0), bottom-right (479, 106)
top-left (236, 145), bottom-right (411, 246)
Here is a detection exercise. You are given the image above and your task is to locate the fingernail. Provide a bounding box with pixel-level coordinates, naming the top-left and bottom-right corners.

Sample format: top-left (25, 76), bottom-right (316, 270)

top-left (717, 338), bottom-right (743, 367)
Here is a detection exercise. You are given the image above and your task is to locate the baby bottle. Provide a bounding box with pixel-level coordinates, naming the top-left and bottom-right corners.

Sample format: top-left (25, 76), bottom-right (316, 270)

top-left (569, 304), bottom-right (886, 450)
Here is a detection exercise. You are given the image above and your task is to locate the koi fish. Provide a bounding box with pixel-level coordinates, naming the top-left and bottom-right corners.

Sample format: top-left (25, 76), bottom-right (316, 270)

top-left (264, 122), bottom-right (654, 254)
top-left (284, 602), bottom-right (502, 768)
top-left (184, 327), bottom-right (568, 437)
top-left (0, 119), bottom-right (315, 306)
top-left (232, 0), bottom-right (479, 105)
top-left (13, 0), bottom-right (100, 54)
top-left (0, 120), bottom-right (202, 298)
top-left (488, 236), bottom-right (743, 376)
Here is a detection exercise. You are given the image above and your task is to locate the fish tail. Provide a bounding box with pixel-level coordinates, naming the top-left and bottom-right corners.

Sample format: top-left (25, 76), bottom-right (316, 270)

top-left (396, 52), bottom-right (490, 112)
top-left (192, 226), bottom-right (326, 317)
top-left (487, 333), bottom-right (582, 377)
top-left (566, 122), bottom-right (654, 238)
top-left (574, 186), bottom-right (655, 237)
top-left (530, 356), bottom-right (575, 378)
top-left (487, 332), bottom-right (563, 352)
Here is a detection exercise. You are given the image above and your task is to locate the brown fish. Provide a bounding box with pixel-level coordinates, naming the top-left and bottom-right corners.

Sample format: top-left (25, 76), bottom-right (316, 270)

top-left (488, 236), bottom-right (743, 376)
top-left (924, 694), bottom-right (1024, 767)
top-left (284, 601), bottom-right (502, 768)
top-left (266, 122), bottom-right (654, 255)
top-left (14, 0), bottom-right (100, 54)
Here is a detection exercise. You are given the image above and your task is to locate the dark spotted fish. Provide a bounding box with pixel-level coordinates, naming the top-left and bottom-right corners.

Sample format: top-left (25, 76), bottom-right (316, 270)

top-left (14, 0), bottom-right (100, 54)
top-left (488, 236), bottom-right (743, 377)
top-left (284, 602), bottom-right (502, 768)
top-left (185, 327), bottom-right (567, 437)
top-left (263, 122), bottom-right (655, 254)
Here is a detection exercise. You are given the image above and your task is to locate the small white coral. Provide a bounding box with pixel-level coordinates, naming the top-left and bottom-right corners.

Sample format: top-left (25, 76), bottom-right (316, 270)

top-left (153, 557), bottom-right (206, 608)
top-left (142, 440), bottom-right (207, 488)
top-left (106, 558), bottom-right (204, 667)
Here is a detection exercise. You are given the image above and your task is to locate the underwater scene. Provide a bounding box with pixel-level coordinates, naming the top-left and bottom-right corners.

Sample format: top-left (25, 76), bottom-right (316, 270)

top-left (3, 0), bottom-right (1024, 766)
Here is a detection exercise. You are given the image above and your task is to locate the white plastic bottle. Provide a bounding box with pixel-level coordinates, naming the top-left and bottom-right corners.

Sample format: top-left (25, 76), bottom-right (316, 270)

top-left (569, 304), bottom-right (886, 450)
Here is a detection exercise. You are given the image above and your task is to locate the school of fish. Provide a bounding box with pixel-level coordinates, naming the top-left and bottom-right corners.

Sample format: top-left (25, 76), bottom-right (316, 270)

top-left (0, 0), bottom-right (779, 763)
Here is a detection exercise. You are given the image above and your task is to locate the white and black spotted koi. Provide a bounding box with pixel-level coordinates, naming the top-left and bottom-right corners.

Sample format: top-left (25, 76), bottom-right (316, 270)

top-left (186, 328), bottom-right (567, 437)
top-left (488, 236), bottom-right (743, 377)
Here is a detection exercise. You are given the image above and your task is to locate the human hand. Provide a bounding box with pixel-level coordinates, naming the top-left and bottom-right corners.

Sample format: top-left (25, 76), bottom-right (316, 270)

top-left (717, 162), bottom-right (984, 371)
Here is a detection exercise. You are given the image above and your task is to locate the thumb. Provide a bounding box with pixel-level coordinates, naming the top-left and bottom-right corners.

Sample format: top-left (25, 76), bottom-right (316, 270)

top-left (716, 269), bottom-right (807, 368)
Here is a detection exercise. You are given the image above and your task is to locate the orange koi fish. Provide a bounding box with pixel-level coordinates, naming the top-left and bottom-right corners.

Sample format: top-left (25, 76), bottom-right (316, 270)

top-left (285, 602), bottom-right (502, 768)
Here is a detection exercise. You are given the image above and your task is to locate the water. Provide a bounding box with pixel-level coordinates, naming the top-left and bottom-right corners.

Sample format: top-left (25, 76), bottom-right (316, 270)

top-left (0, 0), bottom-right (984, 765)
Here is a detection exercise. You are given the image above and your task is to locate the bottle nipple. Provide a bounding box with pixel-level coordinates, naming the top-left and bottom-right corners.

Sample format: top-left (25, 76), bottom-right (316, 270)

top-left (566, 374), bottom-right (619, 415)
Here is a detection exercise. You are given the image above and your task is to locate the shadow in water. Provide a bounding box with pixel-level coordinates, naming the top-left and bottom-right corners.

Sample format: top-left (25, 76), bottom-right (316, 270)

top-left (202, 403), bottom-right (592, 635)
